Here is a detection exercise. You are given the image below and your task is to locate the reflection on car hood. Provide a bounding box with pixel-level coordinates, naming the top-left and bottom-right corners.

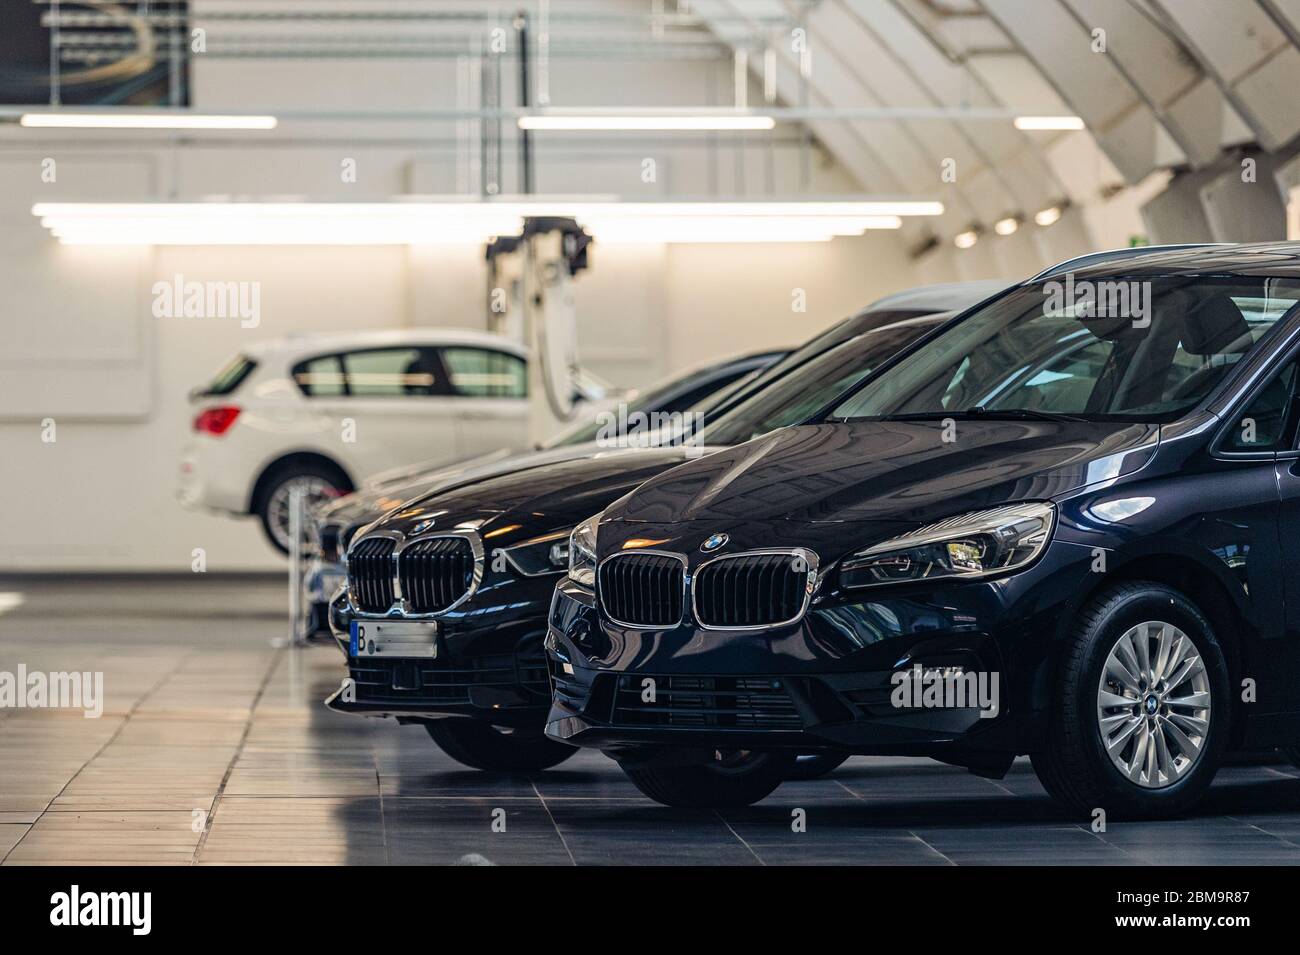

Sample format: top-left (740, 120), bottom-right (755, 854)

top-left (318, 442), bottom-right (609, 527)
top-left (371, 446), bottom-right (704, 544)
top-left (603, 419), bottom-right (1159, 527)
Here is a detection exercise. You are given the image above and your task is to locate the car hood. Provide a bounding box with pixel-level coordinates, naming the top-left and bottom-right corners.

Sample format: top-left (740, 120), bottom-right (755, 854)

top-left (318, 442), bottom-right (610, 528)
top-left (367, 446), bottom-right (706, 545)
top-left (603, 419), bottom-right (1159, 531)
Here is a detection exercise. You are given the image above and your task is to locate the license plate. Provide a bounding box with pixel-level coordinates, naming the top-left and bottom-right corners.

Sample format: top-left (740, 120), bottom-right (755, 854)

top-left (350, 619), bottom-right (439, 658)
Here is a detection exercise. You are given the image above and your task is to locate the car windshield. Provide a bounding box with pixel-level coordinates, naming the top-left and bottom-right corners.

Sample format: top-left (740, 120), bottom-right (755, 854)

top-left (739, 308), bottom-right (934, 395)
top-left (829, 277), bottom-right (1300, 424)
top-left (543, 358), bottom-right (768, 448)
top-left (694, 317), bottom-right (940, 445)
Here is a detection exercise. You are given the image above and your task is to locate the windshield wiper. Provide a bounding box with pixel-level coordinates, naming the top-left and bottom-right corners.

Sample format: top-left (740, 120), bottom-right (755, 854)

top-left (871, 406), bottom-right (1088, 423)
top-left (962, 406), bottom-right (1088, 422)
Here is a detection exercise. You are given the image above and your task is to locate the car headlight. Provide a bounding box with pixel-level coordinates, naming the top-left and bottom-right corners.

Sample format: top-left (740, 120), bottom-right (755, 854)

top-left (567, 513), bottom-right (600, 588)
top-left (840, 503), bottom-right (1055, 588)
top-left (500, 529), bottom-right (573, 577)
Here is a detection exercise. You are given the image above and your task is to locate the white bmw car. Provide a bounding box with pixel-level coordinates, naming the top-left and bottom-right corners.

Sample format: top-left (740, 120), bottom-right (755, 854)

top-left (178, 328), bottom-right (607, 553)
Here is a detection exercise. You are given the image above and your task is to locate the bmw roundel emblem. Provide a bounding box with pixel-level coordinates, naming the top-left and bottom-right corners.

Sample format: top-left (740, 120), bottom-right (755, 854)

top-left (701, 532), bottom-right (729, 553)
top-left (410, 519), bottom-right (437, 536)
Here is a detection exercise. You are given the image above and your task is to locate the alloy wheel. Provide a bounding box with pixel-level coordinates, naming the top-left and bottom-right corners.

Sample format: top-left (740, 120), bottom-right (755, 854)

top-left (268, 477), bottom-right (339, 552)
top-left (1095, 620), bottom-right (1211, 789)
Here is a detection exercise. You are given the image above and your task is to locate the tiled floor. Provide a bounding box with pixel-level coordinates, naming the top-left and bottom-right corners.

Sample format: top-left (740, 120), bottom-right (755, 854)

top-left (4, 575), bottom-right (1300, 865)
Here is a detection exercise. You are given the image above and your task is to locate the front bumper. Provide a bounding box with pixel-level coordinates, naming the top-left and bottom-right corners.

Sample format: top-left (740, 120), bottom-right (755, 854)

top-left (305, 558), bottom-right (347, 649)
top-left (544, 541), bottom-right (1097, 760)
top-left (325, 572), bottom-right (561, 727)
top-left (177, 439), bottom-right (247, 514)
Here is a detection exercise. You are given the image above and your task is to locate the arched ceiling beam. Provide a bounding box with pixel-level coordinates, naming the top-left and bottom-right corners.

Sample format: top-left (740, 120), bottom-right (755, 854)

top-left (1062, 0), bottom-right (1240, 168)
top-left (693, 0), bottom-right (1071, 244)
top-left (980, 0), bottom-right (1183, 183)
top-left (1147, 0), bottom-right (1300, 151)
top-left (858, 0), bottom-right (1069, 217)
top-left (690, 0), bottom-right (910, 197)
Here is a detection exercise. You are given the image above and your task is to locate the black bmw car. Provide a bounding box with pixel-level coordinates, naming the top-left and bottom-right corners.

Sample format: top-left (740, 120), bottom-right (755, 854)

top-left (546, 244), bottom-right (1300, 815)
top-left (301, 348), bottom-right (786, 640)
top-left (326, 311), bottom-right (951, 772)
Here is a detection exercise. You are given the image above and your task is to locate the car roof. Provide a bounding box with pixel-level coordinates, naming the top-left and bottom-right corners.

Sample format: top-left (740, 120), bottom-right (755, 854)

top-left (1033, 241), bottom-right (1300, 282)
top-left (243, 327), bottom-right (529, 360)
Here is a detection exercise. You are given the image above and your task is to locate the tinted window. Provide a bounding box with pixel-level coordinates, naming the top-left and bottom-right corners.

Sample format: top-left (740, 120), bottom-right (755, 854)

top-left (441, 347), bottom-right (527, 398)
top-left (696, 319), bottom-right (938, 445)
top-left (293, 354), bottom-right (346, 396)
top-left (344, 347), bottom-right (439, 396)
top-left (544, 360), bottom-right (761, 448)
top-left (1222, 361), bottom-right (1300, 452)
top-left (198, 354), bottom-right (257, 396)
top-left (747, 309), bottom-right (932, 394)
top-left (657, 369), bottom-right (755, 416)
top-left (293, 348), bottom-right (442, 397)
top-left (832, 278), bottom-right (1300, 423)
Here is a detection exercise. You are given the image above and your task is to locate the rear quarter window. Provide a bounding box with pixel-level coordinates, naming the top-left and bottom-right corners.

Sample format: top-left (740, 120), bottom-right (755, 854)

top-left (198, 355), bottom-right (257, 396)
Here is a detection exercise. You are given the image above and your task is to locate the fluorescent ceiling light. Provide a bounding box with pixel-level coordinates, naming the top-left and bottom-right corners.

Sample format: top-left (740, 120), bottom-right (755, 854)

top-left (954, 230), bottom-right (979, 249)
top-left (20, 112), bottom-right (277, 130)
top-left (993, 216), bottom-right (1020, 236)
top-left (518, 115), bottom-right (775, 131)
top-left (33, 200), bottom-right (923, 246)
top-left (33, 200), bottom-right (941, 220)
top-left (1034, 204), bottom-right (1064, 227)
top-left (1014, 115), bottom-right (1085, 131)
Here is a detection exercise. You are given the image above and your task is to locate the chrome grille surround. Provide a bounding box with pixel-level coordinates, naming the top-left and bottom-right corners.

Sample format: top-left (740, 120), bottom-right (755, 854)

top-left (595, 550), bottom-right (689, 630)
top-left (691, 548), bottom-right (820, 630)
top-left (594, 546), bottom-right (820, 631)
top-left (346, 528), bottom-right (485, 618)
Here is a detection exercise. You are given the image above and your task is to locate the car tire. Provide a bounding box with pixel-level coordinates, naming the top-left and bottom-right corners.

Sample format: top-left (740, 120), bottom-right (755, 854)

top-left (785, 752), bottom-right (850, 780)
top-left (254, 461), bottom-right (350, 555)
top-left (1032, 581), bottom-right (1229, 819)
top-left (620, 751), bottom-right (796, 808)
top-left (424, 720), bottom-right (577, 772)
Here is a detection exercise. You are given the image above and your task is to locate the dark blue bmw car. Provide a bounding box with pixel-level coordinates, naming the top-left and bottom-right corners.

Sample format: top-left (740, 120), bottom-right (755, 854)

top-left (545, 243), bottom-right (1300, 816)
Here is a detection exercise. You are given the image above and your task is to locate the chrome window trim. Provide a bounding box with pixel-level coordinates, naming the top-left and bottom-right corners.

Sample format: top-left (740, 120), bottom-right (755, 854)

top-left (1207, 333), bottom-right (1300, 461)
top-left (347, 528), bottom-right (485, 619)
top-left (595, 549), bottom-right (689, 631)
top-left (690, 547), bottom-right (820, 632)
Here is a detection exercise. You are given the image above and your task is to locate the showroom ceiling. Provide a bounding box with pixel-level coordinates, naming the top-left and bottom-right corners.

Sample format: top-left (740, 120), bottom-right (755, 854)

top-left (10, 1), bottom-right (1300, 249)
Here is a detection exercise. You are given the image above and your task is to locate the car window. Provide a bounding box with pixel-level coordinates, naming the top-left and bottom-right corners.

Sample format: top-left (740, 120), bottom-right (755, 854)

top-left (198, 354), bottom-right (257, 396)
top-left (696, 319), bottom-right (938, 446)
top-left (440, 347), bottom-right (527, 398)
top-left (292, 348), bottom-right (442, 397)
top-left (743, 309), bottom-right (932, 395)
top-left (657, 368), bottom-right (757, 416)
top-left (1221, 360), bottom-right (1300, 453)
top-left (543, 359), bottom-right (763, 448)
top-left (293, 354), bottom-right (346, 397)
top-left (831, 278), bottom-right (1300, 423)
top-left (343, 347), bottom-right (439, 396)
